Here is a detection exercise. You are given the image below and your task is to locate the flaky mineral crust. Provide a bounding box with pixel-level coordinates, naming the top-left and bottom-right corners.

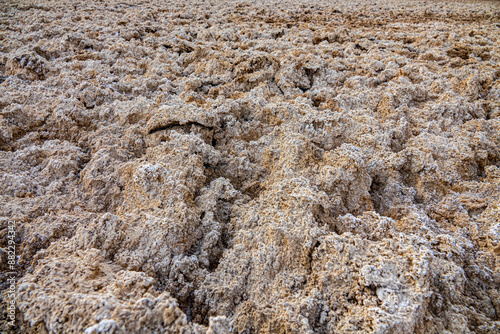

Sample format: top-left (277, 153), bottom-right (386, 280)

top-left (1, 0), bottom-right (499, 333)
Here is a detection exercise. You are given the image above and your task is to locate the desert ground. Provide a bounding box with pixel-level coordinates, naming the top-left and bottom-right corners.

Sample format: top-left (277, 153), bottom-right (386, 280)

top-left (1, 0), bottom-right (500, 333)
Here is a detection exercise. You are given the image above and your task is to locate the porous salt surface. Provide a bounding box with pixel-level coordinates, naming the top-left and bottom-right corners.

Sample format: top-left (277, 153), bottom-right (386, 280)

top-left (1, 0), bottom-right (500, 333)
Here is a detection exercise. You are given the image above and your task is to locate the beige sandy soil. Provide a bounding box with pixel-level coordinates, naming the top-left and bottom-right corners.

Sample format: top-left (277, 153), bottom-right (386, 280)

top-left (1, 0), bottom-right (500, 333)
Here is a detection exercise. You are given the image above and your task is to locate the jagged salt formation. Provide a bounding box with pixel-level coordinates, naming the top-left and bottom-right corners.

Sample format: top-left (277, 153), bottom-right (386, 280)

top-left (1, 0), bottom-right (500, 333)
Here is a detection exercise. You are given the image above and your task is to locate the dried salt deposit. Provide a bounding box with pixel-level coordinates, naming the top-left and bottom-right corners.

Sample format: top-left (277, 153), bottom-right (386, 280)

top-left (1, 0), bottom-right (500, 333)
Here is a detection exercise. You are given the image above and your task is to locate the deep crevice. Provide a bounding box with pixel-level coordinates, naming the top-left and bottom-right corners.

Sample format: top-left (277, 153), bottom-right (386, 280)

top-left (148, 121), bottom-right (214, 135)
top-left (369, 175), bottom-right (384, 214)
top-left (307, 240), bottom-right (321, 275)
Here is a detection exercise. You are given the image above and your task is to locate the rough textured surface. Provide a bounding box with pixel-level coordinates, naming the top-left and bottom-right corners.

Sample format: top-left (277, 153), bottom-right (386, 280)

top-left (1, 0), bottom-right (500, 333)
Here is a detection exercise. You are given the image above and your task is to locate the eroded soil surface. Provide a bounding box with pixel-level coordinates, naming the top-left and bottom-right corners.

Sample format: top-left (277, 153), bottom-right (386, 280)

top-left (1, 0), bottom-right (500, 333)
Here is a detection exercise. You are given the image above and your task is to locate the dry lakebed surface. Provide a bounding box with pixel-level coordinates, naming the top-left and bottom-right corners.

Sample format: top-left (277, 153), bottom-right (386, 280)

top-left (1, 0), bottom-right (500, 333)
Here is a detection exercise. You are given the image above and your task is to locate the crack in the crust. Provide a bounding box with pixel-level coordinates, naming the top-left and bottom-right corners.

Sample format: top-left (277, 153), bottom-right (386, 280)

top-left (369, 175), bottom-right (384, 214)
top-left (307, 240), bottom-right (321, 275)
top-left (148, 121), bottom-right (214, 135)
